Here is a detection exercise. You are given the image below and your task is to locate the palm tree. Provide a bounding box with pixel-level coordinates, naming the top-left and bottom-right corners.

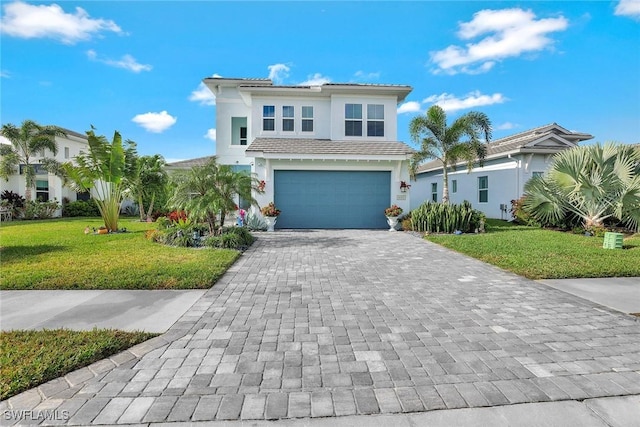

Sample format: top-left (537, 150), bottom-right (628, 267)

top-left (168, 158), bottom-right (259, 234)
top-left (127, 154), bottom-right (168, 221)
top-left (409, 105), bottom-right (492, 204)
top-left (523, 143), bottom-right (640, 231)
top-left (0, 120), bottom-right (67, 201)
top-left (61, 128), bottom-right (137, 231)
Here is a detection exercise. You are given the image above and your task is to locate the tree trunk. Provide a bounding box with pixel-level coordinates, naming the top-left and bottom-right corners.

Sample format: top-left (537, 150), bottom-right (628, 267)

top-left (146, 194), bottom-right (155, 222)
top-left (441, 166), bottom-right (450, 204)
top-left (24, 186), bottom-right (33, 202)
top-left (138, 195), bottom-right (145, 221)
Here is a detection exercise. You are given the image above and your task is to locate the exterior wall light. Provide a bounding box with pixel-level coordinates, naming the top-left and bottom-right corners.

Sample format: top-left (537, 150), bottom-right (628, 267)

top-left (400, 181), bottom-right (411, 193)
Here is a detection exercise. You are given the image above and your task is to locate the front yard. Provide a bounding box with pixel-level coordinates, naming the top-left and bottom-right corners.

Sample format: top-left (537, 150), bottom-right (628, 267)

top-left (425, 219), bottom-right (640, 279)
top-left (0, 217), bottom-right (240, 290)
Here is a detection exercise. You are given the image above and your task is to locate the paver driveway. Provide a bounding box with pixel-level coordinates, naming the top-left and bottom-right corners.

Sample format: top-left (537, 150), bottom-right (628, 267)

top-left (3, 230), bottom-right (640, 425)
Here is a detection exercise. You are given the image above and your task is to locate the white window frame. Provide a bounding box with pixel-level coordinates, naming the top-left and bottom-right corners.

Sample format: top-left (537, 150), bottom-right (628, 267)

top-left (282, 106), bottom-right (294, 132)
top-left (431, 182), bottom-right (438, 202)
top-left (478, 176), bottom-right (488, 203)
top-left (301, 106), bottom-right (313, 132)
top-left (345, 103), bottom-right (363, 136)
top-left (366, 104), bottom-right (384, 137)
top-left (263, 105), bottom-right (275, 132)
top-left (451, 179), bottom-right (457, 193)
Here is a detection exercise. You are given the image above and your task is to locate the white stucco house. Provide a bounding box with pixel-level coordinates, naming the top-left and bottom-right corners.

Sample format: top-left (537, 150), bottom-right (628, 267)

top-left (200, 77), bottom-right (415, 229)
top-left (0, 128), bottom-right (90, 213)
top-left (410, 123), bottom-right (594, 219)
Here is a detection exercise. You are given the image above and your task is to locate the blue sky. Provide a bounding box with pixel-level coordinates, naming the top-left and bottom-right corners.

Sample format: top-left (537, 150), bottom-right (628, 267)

top-left (1, 1), bottom-right (639, 162)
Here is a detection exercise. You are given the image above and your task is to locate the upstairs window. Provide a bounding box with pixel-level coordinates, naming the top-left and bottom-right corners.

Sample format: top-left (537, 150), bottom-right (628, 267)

top-left (302, 106), bottom-right (314, 132)
top-left (345, 104), bottom-right (362, 136)
top-left (478, 176), bottom-right (488, 203)
top-left (263, 105), bottom-right (275, 131)
top-left (367, 104), bottom-right (384, 137)
top-left (282, 106), bottom-right (294, 132)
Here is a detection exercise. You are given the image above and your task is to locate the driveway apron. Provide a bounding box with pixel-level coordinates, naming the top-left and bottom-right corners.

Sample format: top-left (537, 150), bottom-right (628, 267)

top-left (3, 230), bottom-right (640, 425)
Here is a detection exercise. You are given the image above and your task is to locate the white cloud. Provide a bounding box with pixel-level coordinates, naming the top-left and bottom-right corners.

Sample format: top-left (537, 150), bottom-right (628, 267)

top-left (354, 70), bottom-right (381, 81)
top-left (0, 136), bottom-right (11, 145)
top-left (496, 122), bottom-right (518, 130)
top-left (615, 0), bottom-right (640, 18)
top-left (131, 111), bottom-right (177, 133)
top-left (0, 1), bottom-right (122, 44)
top-left (189, 82), bottom-right (216, 106)
top-left (267, 63), bottom-right (290, 84)
top-left (423, 91), bottom-right (507, 112)
top-left (204, 128), bottom-right (216, 142)
top-left (1, 70), bottom-right (10, 78)
top-left (397, 101), bottom-right (422, 114)
top-left (430, 8), bottom-right (568, 75)
top-left (298, 73), bottom-right (331, 86)
top-left (86, 50), bottom-right (151, 73)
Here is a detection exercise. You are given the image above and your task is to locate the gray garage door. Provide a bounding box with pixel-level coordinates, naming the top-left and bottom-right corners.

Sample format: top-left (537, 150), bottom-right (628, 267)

top-left (274, 170), bottom-right (391, 229)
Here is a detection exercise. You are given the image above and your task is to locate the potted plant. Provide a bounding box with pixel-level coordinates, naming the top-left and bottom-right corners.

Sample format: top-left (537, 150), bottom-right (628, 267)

top-left (384, 204), bottom-right (403, 231)
top-left (260, 202), bottom-right (281, 232)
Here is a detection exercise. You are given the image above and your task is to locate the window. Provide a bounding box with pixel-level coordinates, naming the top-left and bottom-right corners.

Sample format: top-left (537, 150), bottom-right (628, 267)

top-left (431, 183), bottom-right (438, 202)
top-left (64, 147), bottom-right (70, 159)
top-left (240, 127), bottom-right (247, 145)
top-left (263, 105), bottom-right (275, 131)
top-left (302, 106), bottom-right (314, 132)
top-left (478, 176), bottom-right (488, 203)
top-left (282, 106), bottom-right (294, 132)
top-left (532, 171), bottom-right (544, 178)
top-left (36, 179), bottom-right (49, 202)
top-left (452, 179), bottom-right (457, 193)
top-left (367, 104), bottom-right (384, 137)
top-left (345, 103), bottom-right (362, 136)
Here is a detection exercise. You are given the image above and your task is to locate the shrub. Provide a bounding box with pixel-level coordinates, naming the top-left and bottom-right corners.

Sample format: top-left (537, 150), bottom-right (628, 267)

top-left (411, 200), bottom-right (484, 234)
top-left (245, 213), bottom-right (267, 231)
top-left (384, 205), bottom-right (403, 217)
top-left (63, 200), bottom-right (100, 217)
top-left (167, 210), bottom-right (188, 223)
top-left (401, 214), bottom-right (413, 231)
top-left (1, 190), bottom-right (25, 218)
top-left (22, 200), bottom-right (60, 220)
top-left (510, 197), bottom-right (540, 227)
top-left (260, 202), bottom-right (280, 217)
top-left (202, 227), bottom-right (254, 250)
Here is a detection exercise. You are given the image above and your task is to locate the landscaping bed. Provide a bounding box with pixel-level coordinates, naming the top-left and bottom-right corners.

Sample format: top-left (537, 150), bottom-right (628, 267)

top-left (0, 218), bottom-right (241, 290)
top-left (0, 329), bottom-right (156, 400)
top-left (423, 219), bottom-right (640, 279)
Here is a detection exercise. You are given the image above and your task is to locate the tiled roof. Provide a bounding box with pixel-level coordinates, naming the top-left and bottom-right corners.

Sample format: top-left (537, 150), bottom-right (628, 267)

top-left (246, 138), bottom-right (415, 157)
top-left (165, 155), bottom-right (216, 168)
top-left (416, 123), bottom-right (593, 173)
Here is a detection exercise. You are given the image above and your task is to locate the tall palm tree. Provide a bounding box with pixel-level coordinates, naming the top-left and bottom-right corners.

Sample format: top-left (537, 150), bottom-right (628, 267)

top-left (0, 120), bottom-right (67, 201)
top-left (127, 154), bottom-right (168, 221)
top-left (523, 142), bottom-right (640, 231)
top-left (61, 128), bottom-right (137, 231)
top-left (168, 159), bottom-right (259, 234)
top-left (409, 105), bottom-right (492, 204)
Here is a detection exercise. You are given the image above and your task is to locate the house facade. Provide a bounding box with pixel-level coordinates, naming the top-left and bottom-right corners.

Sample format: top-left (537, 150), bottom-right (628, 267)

top-left (0, 128), bottom-right (90, 213)
top-left (204, 77), bottom-right (414, 229)
top-left (410, 123), bottom-right (594, 219)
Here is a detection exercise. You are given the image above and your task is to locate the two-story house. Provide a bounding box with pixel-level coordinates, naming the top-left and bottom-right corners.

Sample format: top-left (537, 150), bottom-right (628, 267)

top-left (204, 77), bottom-right (414, 229)
top-left (0, 128), bottom-right (90, 215)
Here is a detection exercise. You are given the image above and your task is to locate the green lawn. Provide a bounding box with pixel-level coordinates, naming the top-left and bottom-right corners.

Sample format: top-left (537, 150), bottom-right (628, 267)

top-left (0, 329), bottom-right (156, 400)
top-left (0, 217), bottom-right (240, 289)
top-left (424, 219), bottom-right (640, 279)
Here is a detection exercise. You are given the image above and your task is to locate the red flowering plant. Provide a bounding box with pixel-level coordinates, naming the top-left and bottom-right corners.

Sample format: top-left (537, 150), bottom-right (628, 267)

top-left (260, 202), bottom-right (281, 217)
top-left (167, 210), bottom-right (188, 223)
top-left (384, 205), bottom-right (403, 217)
top-left (257, 180), bottom-right (266, 192)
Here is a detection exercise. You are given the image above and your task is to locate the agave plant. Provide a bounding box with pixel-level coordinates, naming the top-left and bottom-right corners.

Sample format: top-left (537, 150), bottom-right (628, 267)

top-left (523, 143), bottom-right (640, 231)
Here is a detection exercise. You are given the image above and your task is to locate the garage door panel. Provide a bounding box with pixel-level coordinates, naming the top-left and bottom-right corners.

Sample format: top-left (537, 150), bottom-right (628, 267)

top-left (274, 170), bottom-right (390, 229)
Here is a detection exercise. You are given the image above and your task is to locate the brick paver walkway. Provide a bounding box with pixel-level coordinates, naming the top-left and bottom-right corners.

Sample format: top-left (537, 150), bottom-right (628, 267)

top-left (3, 230), bottom-right (640, 425)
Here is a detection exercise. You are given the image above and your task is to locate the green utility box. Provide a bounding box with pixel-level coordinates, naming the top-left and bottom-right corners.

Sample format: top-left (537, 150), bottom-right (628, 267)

top-left (603, 232), bottom-right (624, 249)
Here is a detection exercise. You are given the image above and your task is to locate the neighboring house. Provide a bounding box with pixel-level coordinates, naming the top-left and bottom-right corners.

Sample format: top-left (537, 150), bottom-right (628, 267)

top-left (0, 128), bottom-right (90, 214)
top-left (201, 77), bottom-right (414, 229)
top-left (165, 155), bottom-right (216, 173)
top-left (410, 123), bottom-right (594, 219)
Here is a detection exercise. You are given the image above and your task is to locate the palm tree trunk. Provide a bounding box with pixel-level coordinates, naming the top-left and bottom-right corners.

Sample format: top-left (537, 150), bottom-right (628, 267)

top-left (24, 186), bottom-right (33, 202)
top-left (138, 195), bottom-right (145, 221)
top-left (146, 194), bottom-right (156, 222)
top-left (442, 167), bottom-right (450, 204)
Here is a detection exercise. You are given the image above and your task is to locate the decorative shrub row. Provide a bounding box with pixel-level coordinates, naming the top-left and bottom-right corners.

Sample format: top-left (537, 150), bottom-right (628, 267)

top-left (63, 200), bottom-right (100, 217)
top-left (411, 200), bottom-right (485, 234)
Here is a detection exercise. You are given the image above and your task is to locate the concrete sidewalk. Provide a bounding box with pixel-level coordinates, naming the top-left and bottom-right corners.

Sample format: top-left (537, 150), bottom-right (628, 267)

top-left (0, 290), bottom-right (206, 333)
top-left (538, 277), bottom-right (640, 315)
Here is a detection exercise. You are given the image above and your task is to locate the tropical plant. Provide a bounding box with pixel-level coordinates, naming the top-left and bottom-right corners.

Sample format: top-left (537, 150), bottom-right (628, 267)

top-left (22, 199), bottom-right (60, 220)
top-left (411, 200), bottom-right (485, 234)
top-left (127, 154), bottom-right (168, 221)
top-left (1, 190), bottom-right (25, 217)
top-left (245, 212), bottom-right (267, 231)
top-left (409, 105), bottom-right (492, 204)
top-left (62, 199), bottom-right (100, 217)
top-left (523, 142), bottom-right (640, 231)
top-left (260, 202), bottom-right (281, 217)
top-left (384, 204), bottom-right (403, 217)
top-left (168, 159), bottom-right (259, 234)
top-left (0, 120), bottom-right (67, 201)
top-left (60, 128), bottom-right (137, 231)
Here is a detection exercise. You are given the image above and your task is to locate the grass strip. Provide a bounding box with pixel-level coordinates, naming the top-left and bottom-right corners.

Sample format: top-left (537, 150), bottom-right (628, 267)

top-left (424, 219), bottom-right (640, 279)
top-left (0, 329), bottom-right (156, 400)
